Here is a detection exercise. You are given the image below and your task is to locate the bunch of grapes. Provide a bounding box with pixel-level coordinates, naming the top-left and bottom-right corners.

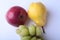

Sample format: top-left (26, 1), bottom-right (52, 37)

top-left (16, 25), bottom-right (43, 40)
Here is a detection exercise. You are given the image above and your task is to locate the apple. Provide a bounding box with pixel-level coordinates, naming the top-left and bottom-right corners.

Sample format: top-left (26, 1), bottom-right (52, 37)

top-left (6, 6), bottom-right (28, 27)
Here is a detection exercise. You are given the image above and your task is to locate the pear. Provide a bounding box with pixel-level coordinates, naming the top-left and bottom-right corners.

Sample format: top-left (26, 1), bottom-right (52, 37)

top-left (28, 2), bottom-right (46, 26)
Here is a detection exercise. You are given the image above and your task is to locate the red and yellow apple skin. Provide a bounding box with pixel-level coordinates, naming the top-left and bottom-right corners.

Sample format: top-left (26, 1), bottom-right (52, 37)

top-left (6, 6), bottom-right (28, 27)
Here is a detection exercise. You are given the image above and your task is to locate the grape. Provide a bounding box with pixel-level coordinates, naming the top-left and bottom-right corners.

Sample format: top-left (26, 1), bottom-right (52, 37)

top-left (19, 25), bottom-right (27, 31)
top-left (20, 28), bottom-right (29, 36)
top-left (16, 29), bottom-right (21, 34)
top-left (31, 37), bottom-right (36, 40)
top-left (21, 36), bottom-right (31, 40)
top-left (28, 25), bottom-right (36, 36)
top-left (36, 27), bottom-right (42, 36)
top-left (18, 25), bottom-right (29, 36)
top-left (37, 38), bottom-right (42, 40)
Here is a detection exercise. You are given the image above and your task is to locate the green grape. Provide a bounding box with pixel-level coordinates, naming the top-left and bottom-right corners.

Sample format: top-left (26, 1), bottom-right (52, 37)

top-left (37, 38), bottom-right (42, 40)
top-left (31, 37), bottom-right (36, 40)
top-left (20, 28), bottom-right (29, 36)
top-left (36, 27), bottom-right (42, 36)
top-left (19, 25), bottom-right (27, 31)
top-left (21, 36), bottom-right (31, 40)
top-left (16, 29), bottom-right (21, 34)
top-left (28, 25), bottom-right (36, 36)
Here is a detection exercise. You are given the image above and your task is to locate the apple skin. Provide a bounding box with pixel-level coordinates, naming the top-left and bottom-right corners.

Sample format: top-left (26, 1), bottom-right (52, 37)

top-left (6, 6), bottom-right (28, 27)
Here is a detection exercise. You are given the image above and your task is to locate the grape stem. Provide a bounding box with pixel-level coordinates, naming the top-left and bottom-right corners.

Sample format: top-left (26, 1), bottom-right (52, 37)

top-left (42, 26), bottom-right (45, 33)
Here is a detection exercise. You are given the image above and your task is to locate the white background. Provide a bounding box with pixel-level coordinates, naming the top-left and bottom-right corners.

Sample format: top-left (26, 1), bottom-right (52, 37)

top-left (0, 0), bottom-right (60, 40)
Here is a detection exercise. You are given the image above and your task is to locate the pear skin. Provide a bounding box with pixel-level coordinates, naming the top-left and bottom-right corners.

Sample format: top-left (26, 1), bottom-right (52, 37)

top-left (28, 2), bottom-right (47, 27)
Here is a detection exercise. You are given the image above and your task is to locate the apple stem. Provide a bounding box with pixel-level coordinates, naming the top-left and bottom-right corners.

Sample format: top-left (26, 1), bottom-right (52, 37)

top-left (42, 26), bottom-right (45, 33)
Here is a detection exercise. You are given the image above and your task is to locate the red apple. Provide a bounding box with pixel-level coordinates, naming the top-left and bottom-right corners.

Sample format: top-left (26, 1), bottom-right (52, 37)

top-left (6, 6), bottom-right (28, 27)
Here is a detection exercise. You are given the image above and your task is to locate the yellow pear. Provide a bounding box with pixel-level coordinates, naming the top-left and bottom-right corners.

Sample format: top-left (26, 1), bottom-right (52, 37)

top-left (28, 2), bottom-right (47, 27)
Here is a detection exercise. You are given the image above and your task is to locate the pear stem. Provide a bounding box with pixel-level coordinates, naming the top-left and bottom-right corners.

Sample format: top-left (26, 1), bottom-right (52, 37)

top-left (42, 26), bottom-right (45, 33)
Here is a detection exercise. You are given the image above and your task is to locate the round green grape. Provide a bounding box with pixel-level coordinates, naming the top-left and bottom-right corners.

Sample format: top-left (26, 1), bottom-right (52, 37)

top-left (36, 27), bottom-right (42, 36)
top-left (28, 25), bottom-right (36, 36)
top-left (20, 28), bottom-right (29, 36)
top-left (21, 36), bottom-right (31, 40)
top-left (19, 25), bottom-right (27, 31)
top-left (16, 29), bottom-right (21, 34)
top-left (31, 37), bottom-right (36, 40)
top-left (37, 38), bottom-right (42, 40)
